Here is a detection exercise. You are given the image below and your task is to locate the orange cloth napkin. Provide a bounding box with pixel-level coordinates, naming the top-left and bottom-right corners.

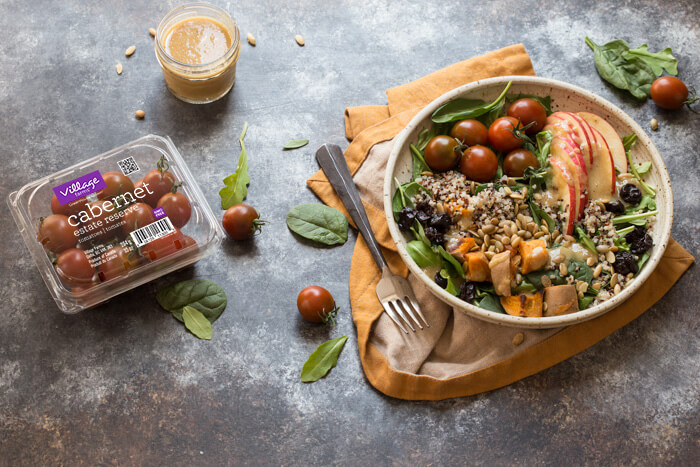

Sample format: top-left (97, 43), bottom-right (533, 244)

top-left (308, 44), bottom-right (694, 400)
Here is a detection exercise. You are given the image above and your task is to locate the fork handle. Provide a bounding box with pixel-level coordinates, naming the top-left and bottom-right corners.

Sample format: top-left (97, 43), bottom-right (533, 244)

top-left (316, 144), bottom-right (388, 269)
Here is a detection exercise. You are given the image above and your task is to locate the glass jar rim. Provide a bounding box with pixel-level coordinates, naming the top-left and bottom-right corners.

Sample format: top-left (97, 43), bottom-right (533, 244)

top-left (155, 2), bottom-right (240, 70)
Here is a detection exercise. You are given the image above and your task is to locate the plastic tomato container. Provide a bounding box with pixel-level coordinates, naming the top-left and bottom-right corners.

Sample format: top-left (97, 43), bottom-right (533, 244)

top-left (7, 135), bottom-right (224, 314)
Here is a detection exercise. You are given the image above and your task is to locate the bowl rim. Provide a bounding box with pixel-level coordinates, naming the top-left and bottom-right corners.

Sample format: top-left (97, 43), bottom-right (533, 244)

top-left (383, 75), bottom-right (674, 329)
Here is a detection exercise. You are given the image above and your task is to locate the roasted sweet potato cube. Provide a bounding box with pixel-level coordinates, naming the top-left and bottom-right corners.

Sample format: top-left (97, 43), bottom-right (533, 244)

top-left (519, 239), bottom-right (550, 274)
top-left (464, 251), bottom-right (490, 282)
top-left (446, 237), bottom-right (476, 263)
top-left (500, 292), bottom-right (543, 317)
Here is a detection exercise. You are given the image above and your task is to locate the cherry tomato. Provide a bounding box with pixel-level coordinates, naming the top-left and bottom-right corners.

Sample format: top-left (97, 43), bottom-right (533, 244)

top-left (55, 248), bottom-right (95, 287)
top-left (138, 169), bottom-right (177, 207)
top-left (222, 204), bottom-right (265, 240)
top-left (98, 245), bottom-right (142, 282)
top-left (488, 116), bottom-right (524, 153)
top-left (424, 135), bottom-right (461, 171)
top-left (449, 119), bottom-right (489, 146)
top-left (51, 194), bottom-right (88, 217)
top-left (122, 202), bottom-right (156, 234)
top-left (650, 76), bottom-right (689, 110)
top-left (459, 145), bottom-right (498, 182)
top-left (38, 214), bottom-right (79, 253)
top-left (507, 98), bottom-right (547, 134)
top-left (97, 172), bottom-right (135, 200)
top-left (142, 228), bottom-right (187, 262)
top-left (182, 235), bottom-right (197, 249)
top-left (297, 286), bottom-right (337, 323)
top-left (157, 192), bottom-right (191, 228)
top-left (81, 201), bottom-right (125, 243)
top-left (503, 148), bottom-right (539, 177)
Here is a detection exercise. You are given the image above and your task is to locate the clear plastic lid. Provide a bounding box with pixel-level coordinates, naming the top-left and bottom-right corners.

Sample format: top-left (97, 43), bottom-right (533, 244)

top-left (7, 134), bottom-right (224, 314)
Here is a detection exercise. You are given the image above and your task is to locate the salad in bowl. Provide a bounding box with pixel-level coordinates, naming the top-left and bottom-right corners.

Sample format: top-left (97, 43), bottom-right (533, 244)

top-left (385, 77), bottom-right (672, 327)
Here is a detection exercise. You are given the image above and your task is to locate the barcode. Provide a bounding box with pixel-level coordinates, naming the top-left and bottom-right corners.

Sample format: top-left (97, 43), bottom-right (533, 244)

top-left (130, 217), bottom-right (176, 247)
top-left (117, 156), bottom-right (140, 176)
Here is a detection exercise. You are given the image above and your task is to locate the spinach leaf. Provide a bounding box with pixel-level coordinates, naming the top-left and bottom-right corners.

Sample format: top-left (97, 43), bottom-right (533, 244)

top-left (584, 37), bottom-right (655, 100)
top-left (410, 144), bottom-right (430, 180)
top-left (623, 134), bottom-right (656, 197)
top-left (625, 195), bottom-right (656, 213)
top-left (157, 279), bottom-right (228, 323)
top-left (391, 180), bottom-right (430, 216)
top-left (637, 252), bottom-right (650, 271)
top-left (438, 245), bottom-right (466, 278)
top-left (514, 278), bottom-right (538, 294)
top-left (182, 306), bottom-right (213, 340)
top-left (567, 260), bottom-right (593, 283)
top-left (526, 270), bottom-right (566, 289)
top-left (283, 138), bottom-right (309, 150)
top-left (286, 204), bottom-right (349, 245)
top-left (575, 226), bottom-right (597, 255)
top-left (509, 93), bottom-right (553, 114)
top-left (478, 98), bottom-right (505, 127)
top-left (578, 296), bottom-right (595, 310)
top-left (301, 336), bottom-right (348, 383)
top-left (476, 294), bottom-right (505, 314)
top-left (406, 240), bottom-right (441, 268)
top-left (431, 81), bottom-right (512, 123)
top-left (623, 44), bottom-right (678, 77)
top-left (529, 201), bottom-right (556, 233)
top-left (220, 122), bottom-right (251, 209)
top-left (439, 270), bottom-right (460, 296)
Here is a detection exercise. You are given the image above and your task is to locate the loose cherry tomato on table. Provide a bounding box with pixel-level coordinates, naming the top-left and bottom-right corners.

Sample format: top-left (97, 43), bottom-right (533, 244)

top-left (650, 76), bottom-right (691, 110)
top-left (55, 248), bottom-right (95, 287)
top-left (507, 98), bottom-right (547, 134)
top-left (98, 245), bottom-right (142, 282)
top-left (297, 286), bottom-right (338, 323)
top-left (51, 194), bottom-right (88, 217)
top-left (459, 145), bottom-right (498, 182)
top-left (142, 228), bottom-right (187, 262)
top-left (222, 204), bottom-right (266, 240)
top-left (488, 116), bottom-right (524, 153)
top-left (122, 202), bottom-right (156, 234)
top-left (97, 172), bottom-right (135, 200)
top-left (38, 214), bottom-right (79, 253)
top-left (424, 135), bottom-right (461, 171)
top-left (449, 119), bottom-right (489, 146)
top-left (503, 148), bottom-right (539, 177)
top-left (157, 192), bottom-right (191, 228)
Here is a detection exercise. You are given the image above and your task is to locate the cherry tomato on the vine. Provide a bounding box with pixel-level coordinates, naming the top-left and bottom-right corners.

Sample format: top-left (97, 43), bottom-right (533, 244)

top-left (97, 172), bottom-right (135, 200)
top-left (297, 286), bottom-right (338, 323)
top-left (55, 248), bottom-right (95, 287)
top-left (650, 76), bottom-right (689, 110)
top-left (122, 202), bottom-right (156, 234)
top-left (424, 135), bottom-right (461, 171)
top-left (222, 204), bottom-right (265, 240)
top-left (459, 145), bottom-right (499, 182)
top-left (488, 116), bottom-right (524, 153)
top-left (38, 214), bottom-right (79, 253)
top-left (503, 148), bottom-right (539, 177)
top-left (51, 194), bottom-right (87, 217)
top-left (449, 119), bottom-right (489, 146)
top-left (507, 98), bottom-right (547, 134)
top-left (157, 192), bottom-right (191, 228)
top-left (138, 168), bottom-right (178, 207)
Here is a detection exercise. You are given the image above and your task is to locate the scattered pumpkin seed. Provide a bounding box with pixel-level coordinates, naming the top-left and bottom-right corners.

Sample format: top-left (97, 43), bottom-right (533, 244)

top-left (149, 28), bottom-right (156, 37)
top-left (134, 110), bottom-right (145, 119)
top-left (650, 118), bottom-right (658, 131)
top-left (295, 34), bottom-right (305, 46)
top-left (559, 263), bottom-right (568, 276)
top-left (125, 45), bottom-right (136, 56)
top-left (512, 333), bottom-right (524, 346)
top-left (115, 63), bottom-right (123, 75)
top-left (247, 32), bottom-right (256, 46)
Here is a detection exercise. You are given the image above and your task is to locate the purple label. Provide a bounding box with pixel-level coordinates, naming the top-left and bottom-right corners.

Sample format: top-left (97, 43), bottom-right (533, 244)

top-left (53, 170), bottom-right (106, 206)
top-left (152, 207), bottom-right (166, 219)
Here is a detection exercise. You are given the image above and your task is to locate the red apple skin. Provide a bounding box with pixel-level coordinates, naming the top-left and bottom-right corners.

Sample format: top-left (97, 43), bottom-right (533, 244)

top-left (577, 111), bottom-right (627, 172)
top-left (549, 112), bottom-right (594, 166)
top-left (550, 135), bottom-right (588, 221)
top-left (549, 157), bottom-right (577, 235)
top-left (588, 126), bottom-right (616, 197)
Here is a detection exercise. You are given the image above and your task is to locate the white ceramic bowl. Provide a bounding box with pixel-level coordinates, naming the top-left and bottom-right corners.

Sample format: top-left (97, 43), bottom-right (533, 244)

top-left (384, 76), bottom-right (673, 329)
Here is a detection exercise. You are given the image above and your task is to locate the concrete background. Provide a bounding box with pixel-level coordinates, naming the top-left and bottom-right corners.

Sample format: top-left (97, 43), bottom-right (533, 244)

top-left (0, 0), bottom-right (698, 464)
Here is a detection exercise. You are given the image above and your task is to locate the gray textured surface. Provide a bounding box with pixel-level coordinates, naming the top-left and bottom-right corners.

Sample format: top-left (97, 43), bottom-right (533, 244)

top-left (1, 0), bottom-right (698, 465)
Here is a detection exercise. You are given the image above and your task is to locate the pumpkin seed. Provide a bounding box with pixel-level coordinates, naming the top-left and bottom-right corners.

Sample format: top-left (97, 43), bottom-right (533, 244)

top-left (125, 45), bottom-right (136, 56)
top-left (149, 28), bottom-right (156, 37)
top-left (134, 110), bottom-right (145, 119)
top-left (482, 224), bottom-right (497, 234)
top-left (606, 251), bottom-right (616, 263)
top-left (586, 257), bottom-right (596, 266)
top-left (650, 118), bottom-right (658, 131)
top-left (247, 32), bottom-right (256, 46)
top-left (295, 34), bottom-right (305, 46)
top-left (541, 275), bottom-right (552, 288)
top-left (593, 264), bottom-right (603, 278)
top-left (614, 284), bottom-right (622, 295)
top-left (611, 273), bottom-right (619, 287)
top-left (552, 254), bottom-right (565, 264)
top-left (512, 332), bottom-right (524, 346)
top-left (115, 63), bottom-right (123, 75)
top-left (596, 244), bottom-right (610, 253)
top-left (511, 236), bottom-right (521, 248)
top-left (559, 263), bottom-right (568, 276)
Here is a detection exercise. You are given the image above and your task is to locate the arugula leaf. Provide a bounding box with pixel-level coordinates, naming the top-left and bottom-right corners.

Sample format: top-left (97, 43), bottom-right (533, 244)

top-left (431, 81), bottom-right (512, 123)
top-left (535, 130), bottom-right (553, 167)
top-left (625, 195), bottom-right (656, 213)
top-left (438, 245), bottom-right (466, 278)
top-left (182, 306), bottom-right (213, 340)
top-left (623, 44), bottom-right (678, 77)
top-left (637, 252), bottom-right (651, 271)
top-left (529, 201), bottom-right (556, 233)
top-left (411, 221), bottom-right (431, 247)
top-left (514, 278), bottom-right (538, 294)
top-left (219, 122), bottom-right (250, 209)
top-left (439, 270), bottom-right (460, 296)
top-left (634, 161), bottom-right (652, 175)
top-left (283, 138), bottom-right (309, 150)
top-left (614, 236), bottom-right (630, 252)
top-left (410, 144), bottom-right (430, 180)
top-left (301, 336), bottom-right (348, 383)
top-left (575, 226), bottom-right (597, 255)
top-left (584, 37), bottom-right (655, 100)
top-left (509, 93), bottom-right (553, 114)
top-left (622, 133), bottom-right (638, 152)
top-left (406, 240), bottom-right (441, 268)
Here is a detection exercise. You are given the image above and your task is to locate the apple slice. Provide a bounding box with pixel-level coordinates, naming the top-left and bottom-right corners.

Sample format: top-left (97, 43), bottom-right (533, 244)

top-left (577, 111), bottom-right (627, 172)
top-left (587, 126), bottom-right (616, 200)
top-left (550, 134), bottom-right (588, 219)
top-left (547, 112), bottom-right (594, 165)
top-left (549, 157), bottom-right (577, 235)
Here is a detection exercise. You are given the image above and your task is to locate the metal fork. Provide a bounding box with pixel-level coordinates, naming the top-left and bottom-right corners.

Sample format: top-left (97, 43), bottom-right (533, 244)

top-left (315, 144), bottom-right (429, 333)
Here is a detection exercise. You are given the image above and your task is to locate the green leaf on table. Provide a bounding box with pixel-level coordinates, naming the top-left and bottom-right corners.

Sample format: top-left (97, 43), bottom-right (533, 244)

top-left (219, 122), bottom-right (250, 209)
top-left (431, 81), bottom-right (512, 123)
top-left (623, 44), bottom-right (678, 77)
top-left (156, 279), bottom-right (228, 323)
top-left (286, 204), bottom-right (348, 246)
top-left (301, 336), bottom-right (348, 382)
top-left (182, 306), bottom-right (213, 340)
top-left (283, 138), bottom-right (309, 150)
top-left (584, 37), bottom-right (655, 100)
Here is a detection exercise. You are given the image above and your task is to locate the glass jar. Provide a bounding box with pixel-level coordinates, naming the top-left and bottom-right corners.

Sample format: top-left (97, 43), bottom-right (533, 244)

top-left (155, 2), bottom-right (241, 104)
